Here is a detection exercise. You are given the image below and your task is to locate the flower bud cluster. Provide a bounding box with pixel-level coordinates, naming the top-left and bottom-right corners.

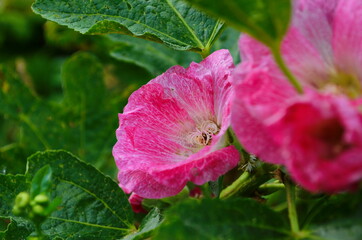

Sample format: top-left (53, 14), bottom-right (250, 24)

top-left (13, 192), bottom-right (50, 223)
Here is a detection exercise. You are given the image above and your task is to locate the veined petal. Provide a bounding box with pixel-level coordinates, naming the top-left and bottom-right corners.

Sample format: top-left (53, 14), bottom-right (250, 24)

top-left (333, 0), bottom-right (362, 80)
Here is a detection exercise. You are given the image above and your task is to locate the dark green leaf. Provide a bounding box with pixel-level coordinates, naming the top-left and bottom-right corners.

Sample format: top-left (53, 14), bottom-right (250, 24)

top-left (122, 208), bottom-right (163, 240)
top-left (155, 198), bottom-right (290, 240)
top-left (308, 192), bottom-right (362, 240)
top-left (25, 150), bottom-right (133, 240)
top-left (0, 53), bottom-right (132, 176)
top-left (31, 0), bottom-right (224, 53)
top-left (109, 34), bottom-right (201, 76)
top-left (208, 176), bottom-right (223, 198)
top-left (185, 0), bottom-right (292, 47)
top-left (0, 174), bottom-right (29, 217)
top-left (0, 217), bottom-right (33, 240)
top-left (30, 164), bottom-right (52, 198)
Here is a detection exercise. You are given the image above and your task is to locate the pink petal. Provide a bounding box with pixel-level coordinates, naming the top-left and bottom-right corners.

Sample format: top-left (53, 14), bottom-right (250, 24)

top-left (272, 92), bottom-right (362, 193)
top-left (231, 55), bottom-right (297, 165)
top-left (128, 193), bottom-right (147, 214)
top-left (333, 0), bottom-right (362, 79)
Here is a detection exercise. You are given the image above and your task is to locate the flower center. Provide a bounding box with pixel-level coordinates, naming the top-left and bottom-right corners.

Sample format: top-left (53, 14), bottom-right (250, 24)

top-left (317, 71), bottom-right (361, 99)
top-left (186, 120), bottom-right (219, 147)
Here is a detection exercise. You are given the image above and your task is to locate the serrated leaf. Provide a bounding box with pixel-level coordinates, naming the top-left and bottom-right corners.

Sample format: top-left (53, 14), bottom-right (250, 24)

top-left (26, 150), bottom-right (133, 240)
top-left (31, 0), bottom-right (224, 53)
top-left (30, 164), bottom-right (52, 198)
top-left (122, 208), bottom-right (163, 240)
top-left (109, 34), bottom-right (201, 76)
top-left (155, 198), bottom-right (290, 240)
top-left (186, 0), bottom-right (291, 47)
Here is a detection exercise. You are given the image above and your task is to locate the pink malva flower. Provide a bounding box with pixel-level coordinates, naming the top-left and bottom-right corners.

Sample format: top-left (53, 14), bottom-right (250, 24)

top-left (232, 0), bottom-right (362, 193)
top-left (113, 50), bottom-right (239, 199)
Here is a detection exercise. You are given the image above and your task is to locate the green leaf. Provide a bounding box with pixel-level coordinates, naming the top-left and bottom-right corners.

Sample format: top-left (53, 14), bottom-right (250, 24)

top-left (31, 0), bottom-right (224, 53)
top-left (185, 0), bottom-right (292, 47)
top-left (0, 217), bottom-right (33, 240)
top-left (30, 164), bottom-right (52, 198)
top-left (109, 34), bottom-right (201, 76)
top-left (26, 150), bottom-right (134, 239)
top-left (0, 53), bottom-right (133, 176)
top-left (122, 208), bottom-right (163, 240)
top-left (0, 174), bottom-right (29, 217)
top-left (0, 174), bottom-right (32, 239)
top-left (155, 198), bottom-right (290, 240)
top-left (308, 192), bottom-right (362, 240)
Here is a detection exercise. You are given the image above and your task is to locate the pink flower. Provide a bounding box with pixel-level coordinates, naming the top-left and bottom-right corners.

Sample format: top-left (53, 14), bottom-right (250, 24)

top-left (232, 0), bottom-right (362, 193)
top-left (113, 50), bottom-right (239, 199)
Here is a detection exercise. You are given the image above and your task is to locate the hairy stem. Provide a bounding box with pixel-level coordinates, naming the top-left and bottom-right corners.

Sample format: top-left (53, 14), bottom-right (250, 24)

top-left (220, 171), bottom-right (250, 199)
top-left (271, 45), bottom-right (304, 94)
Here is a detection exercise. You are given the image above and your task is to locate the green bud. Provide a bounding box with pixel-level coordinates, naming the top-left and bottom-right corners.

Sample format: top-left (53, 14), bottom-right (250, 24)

top-left (32, 204), bottom-right (45, 216)
top-left (15, 192), bottom-right (30, 208)
top-left (30, 200), bottom-right (36, 207)
top-left (34, 194), bottom-right (49, 206)
top-left (12, 206), bottom-right (22, 216)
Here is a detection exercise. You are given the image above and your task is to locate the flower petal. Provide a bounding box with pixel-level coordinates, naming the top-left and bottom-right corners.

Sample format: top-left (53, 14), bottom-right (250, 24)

top-left (333, 0), bottom-right (362, 79)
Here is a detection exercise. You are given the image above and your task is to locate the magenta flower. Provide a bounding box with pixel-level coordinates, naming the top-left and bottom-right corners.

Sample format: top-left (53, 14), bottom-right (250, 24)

top-left (232, 0), bottom-right (362, 193)
top-left (113, 50), bottom-right (239, 199)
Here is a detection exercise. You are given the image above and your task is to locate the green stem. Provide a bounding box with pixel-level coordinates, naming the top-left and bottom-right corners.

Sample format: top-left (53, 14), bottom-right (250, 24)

top-left (220, 163), bottom-right (276, 199)
top-left (284, 178), bottom-right (300, 237)
top-left (0, 143), bottom-right (17, 152)
top-left (258, 182), bottom-right (285, 195)
top-left (220, 171), bottom-right (250, 199)
top-left (200, 48), bottom-right (211, 59)
top-left (35, 223), bottom-right (44, 240)
top-left (271, 46), bottom-right (304, 94)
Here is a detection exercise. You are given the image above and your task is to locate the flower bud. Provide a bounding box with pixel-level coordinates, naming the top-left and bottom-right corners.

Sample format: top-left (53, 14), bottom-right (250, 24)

top-left (15, 192), bottom-right (30, 208)
top-left (34, 194), bottom-right (49, 206)
top-left (32, 204), bottom-right (45, 216)
top-left (12, 206), bottom-right (22, 216)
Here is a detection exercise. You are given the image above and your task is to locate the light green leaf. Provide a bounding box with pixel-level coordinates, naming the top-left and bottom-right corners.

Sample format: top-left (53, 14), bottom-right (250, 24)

top-left (185, 0), bottom-right (292, 47)
top-left (122, 208), bottom-right (163, 240)
top-left (109, 34), bottom-right (201, 76)
top-left (31, 0), bottom-right (224, 53)
top-left (26, 150), bottom-right (134, 240)
top-left (155, 198), bottom-right (290, 240)
top-left (30, 164), bottom-right (52, 198)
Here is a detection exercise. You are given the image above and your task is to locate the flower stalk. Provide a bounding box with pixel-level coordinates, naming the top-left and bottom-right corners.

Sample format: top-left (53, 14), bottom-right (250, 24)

top-left (284, 177), bottom-right (300, 237)
top-left (271, 45), bottom-right (304, 94)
